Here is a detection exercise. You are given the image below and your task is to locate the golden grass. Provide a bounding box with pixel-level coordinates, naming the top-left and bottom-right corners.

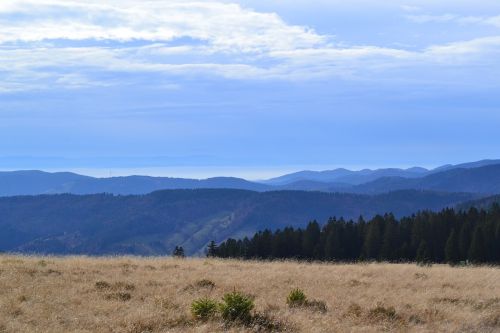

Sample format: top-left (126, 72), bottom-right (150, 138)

top-left (0, 255), bottom-right (499, 332)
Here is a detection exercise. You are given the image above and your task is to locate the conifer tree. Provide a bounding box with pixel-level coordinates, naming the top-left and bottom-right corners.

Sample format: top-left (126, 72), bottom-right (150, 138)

top-left (495, 223), bottom-right (500, 263)
top-left (459, 220), bottom-right (472, 259)
top-left (324, 226), bottom-right (343, 260)
top-left (173, 246), bottom-right (185, 258)
top-left (444, 228), bottom-right (459, 264)
top-left (363, 217), bottom-right (382, 260)
top-left (302, 221), bottom-right (320, 259)
top-left (416, 240), bottom-right (430, 264)
top-left (206, 241), bottom-right (218, 257)
top-left (380, 217), bottom-right (399, 261)
top-left (468, 227), bottom-right (486, 263)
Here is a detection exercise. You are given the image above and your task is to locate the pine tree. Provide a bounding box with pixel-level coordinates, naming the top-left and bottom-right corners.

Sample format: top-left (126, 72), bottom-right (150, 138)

top-left (206, 241), bottom-right (217, 257)
top-left (495, 222), bottom-right (500, 263)
top-left (173, 246), bottom-right (185, 258)
top-left (324, 226), bottom-right (343, 260)
top-left (444, 228), bottom-right (459, 264)
top-left (459, 219), bottom-right (472, 259)
top-left (380, 217), bottom-right (399, 261)
top-left (468, 226), bottom-right (486, 263)
top-left (416, 240), bottom-right (430, 264)
top-left (363, 217), bottom-right (382, 260)
top-left (302, 221), bottom-right (320, 259)
top-left (399, 242), bottom-right (410, 261)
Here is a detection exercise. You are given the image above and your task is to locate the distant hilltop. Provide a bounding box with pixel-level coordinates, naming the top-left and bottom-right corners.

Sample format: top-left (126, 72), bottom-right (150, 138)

top-left (1, 159), bottom-right (500, 196)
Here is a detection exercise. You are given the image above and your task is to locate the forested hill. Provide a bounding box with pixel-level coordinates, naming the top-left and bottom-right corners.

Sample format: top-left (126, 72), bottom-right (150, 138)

top-left (0, 189), bottom-right (476, 255)
top-left (212, 204), bottom-right (500, 264)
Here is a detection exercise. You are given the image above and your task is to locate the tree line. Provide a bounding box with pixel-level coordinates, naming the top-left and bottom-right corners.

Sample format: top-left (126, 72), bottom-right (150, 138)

top-left (207, 205), bottom-right (500, 264)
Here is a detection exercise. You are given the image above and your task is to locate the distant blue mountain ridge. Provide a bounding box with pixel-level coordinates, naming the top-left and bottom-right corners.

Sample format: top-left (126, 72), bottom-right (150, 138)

top-left (1, 159), bottom-right (500, 196)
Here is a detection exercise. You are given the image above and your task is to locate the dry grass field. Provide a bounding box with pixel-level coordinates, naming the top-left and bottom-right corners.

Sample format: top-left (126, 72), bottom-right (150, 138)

top-left (0, 255), bottom-right (499, 333)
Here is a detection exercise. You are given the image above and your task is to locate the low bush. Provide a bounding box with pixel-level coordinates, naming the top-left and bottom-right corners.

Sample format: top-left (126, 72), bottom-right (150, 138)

top-left (286, 288), bottom-right (307, 307)
top-left (220, 291), bottom-right (254, 323)
top-left (191, 297), bottom-right (219, 321)
top-left (286, 288), bottom-right (327, 313)
top-left (190, 290), bottom-right (290, 329)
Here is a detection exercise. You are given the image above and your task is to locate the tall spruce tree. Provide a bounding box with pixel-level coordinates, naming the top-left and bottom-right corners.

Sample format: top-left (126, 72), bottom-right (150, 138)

top-left (380, 216), bottom-right (399, 261)
top-left (495, 223), bottom-right (500, 263)
top-left (468, 226), bottom-right (486, 263)
top-left (173, 246), bottom-right (185, 258)
top-left (324, 225), bottom-right (343, 260)
top-left (206, 241), bottom-right (218, 257)
top-left (459, 220), bottom-right (473, 259)
top-left (363, 217), bottom-right (382, 260)
top-left (444, 228), bottom-right (459, 264)
top-left (302, 221), bottom-right (320, 259)
top-left (416, 240), bottom-right (430, 264)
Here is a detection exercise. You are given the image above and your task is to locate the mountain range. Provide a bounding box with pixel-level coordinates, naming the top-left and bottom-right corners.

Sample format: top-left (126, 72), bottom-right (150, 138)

top-left (2, 159), bottom-right (500, 256)
top-left (0, 189), bottom-right (480, 255)
top-left (1, 159), bottom-right (500, 196)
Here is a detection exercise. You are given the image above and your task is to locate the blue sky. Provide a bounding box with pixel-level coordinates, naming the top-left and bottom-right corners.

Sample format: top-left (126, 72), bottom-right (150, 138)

top-left (1, 0), bottom-right (500, 179)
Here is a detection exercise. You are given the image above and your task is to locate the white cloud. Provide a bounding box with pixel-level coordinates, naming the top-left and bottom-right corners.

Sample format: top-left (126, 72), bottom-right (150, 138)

top-left (1, 0), bottom-right (500, 92)
top-left (0, 0), bottom-right (325, 53)
top-left (407, 13), bottom-right (500, 28)
top-left (401, 5), bottom-right (421, 13)
top-left (480, 16), bottom-right (500, 28)
top-left (424, 36), bottom-right (500, 62)
top-left (406, 14), bottom-right (456, 23)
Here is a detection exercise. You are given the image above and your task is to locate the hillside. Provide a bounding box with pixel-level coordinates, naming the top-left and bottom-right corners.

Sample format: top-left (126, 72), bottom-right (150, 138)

top-left (0, 189), bottom-right (477, 255)
top-left (0, 171), bottom-right (270, 196)
top-left (456, 194), bottom-right (500, 211)
top-left (264, 159), bottom-right (500, 185)
top-left (2, 161), bottom-right (500, 196)
top-left (264, 167), bottom-right (428, 185)
top-left (350, 165), bottom-right (500, 194)
top-left (1, 256), bottom-right (499, 333)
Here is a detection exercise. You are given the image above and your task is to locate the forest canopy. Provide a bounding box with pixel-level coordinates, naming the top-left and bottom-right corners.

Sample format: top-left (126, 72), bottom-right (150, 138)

top-left (209, 205), bottom-right (500, 264)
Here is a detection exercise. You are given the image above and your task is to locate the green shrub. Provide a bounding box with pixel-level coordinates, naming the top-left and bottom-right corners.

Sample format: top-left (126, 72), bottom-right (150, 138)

top-left (286, 288), bottom-right (328, 313)
top-left (191, 297), bottom-right (219, 321)
top-left (219, 291), bottom-right (254, 322)
top-left (286, 288), bottom-right (307, 307)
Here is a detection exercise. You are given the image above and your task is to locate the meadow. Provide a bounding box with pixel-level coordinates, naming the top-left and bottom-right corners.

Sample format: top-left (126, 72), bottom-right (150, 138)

top-left (0, 255), bottom-right (499, 332)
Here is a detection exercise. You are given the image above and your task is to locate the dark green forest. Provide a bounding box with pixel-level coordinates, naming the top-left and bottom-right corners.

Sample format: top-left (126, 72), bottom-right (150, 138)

top-left (0, 189), bottom-right (475, 255)
top-left (209, 205), bottom-right (500, 264)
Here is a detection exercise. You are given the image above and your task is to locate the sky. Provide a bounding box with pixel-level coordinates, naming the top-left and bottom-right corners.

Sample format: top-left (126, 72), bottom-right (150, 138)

top-left (1, 0), bottom-right (500, 179)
